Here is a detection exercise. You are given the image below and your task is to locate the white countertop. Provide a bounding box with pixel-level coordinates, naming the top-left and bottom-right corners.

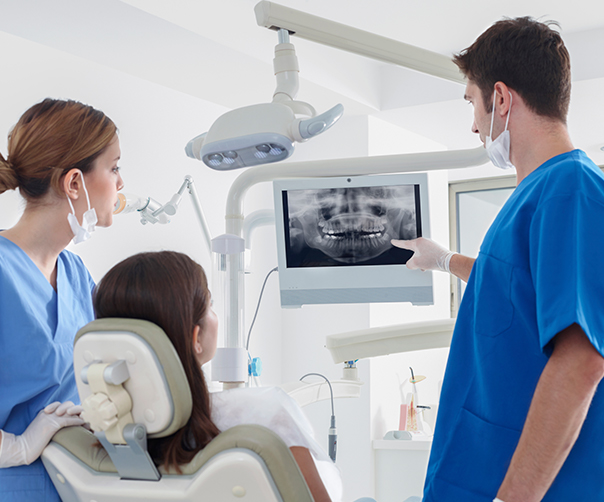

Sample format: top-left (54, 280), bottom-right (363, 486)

top-left (373, 437), bottom-right (433, 451)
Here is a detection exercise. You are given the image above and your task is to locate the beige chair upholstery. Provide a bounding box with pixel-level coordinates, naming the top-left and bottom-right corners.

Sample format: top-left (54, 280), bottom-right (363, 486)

top-left (41, 318), bottom-right (314, 502)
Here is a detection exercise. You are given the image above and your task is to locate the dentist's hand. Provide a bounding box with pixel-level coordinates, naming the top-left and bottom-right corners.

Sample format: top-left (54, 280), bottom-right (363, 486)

top-left (391, 237), bottom-right (457, 273)
top-left (0, 401), bottom-right (84, 468)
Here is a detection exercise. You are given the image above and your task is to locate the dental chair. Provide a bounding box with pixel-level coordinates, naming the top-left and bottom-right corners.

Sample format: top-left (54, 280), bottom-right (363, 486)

top-left (41, 318), bottom-right (314, 502)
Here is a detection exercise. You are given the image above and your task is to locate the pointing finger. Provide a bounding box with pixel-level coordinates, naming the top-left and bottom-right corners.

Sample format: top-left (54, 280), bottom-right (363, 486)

top-left (391, 239), bottom-right (417, 251)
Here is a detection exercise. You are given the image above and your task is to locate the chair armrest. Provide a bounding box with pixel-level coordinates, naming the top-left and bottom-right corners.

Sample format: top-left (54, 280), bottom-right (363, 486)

top-left (167, 424), bottom-right (314, 502)
top-left (51, 426), bottom-right (117, 473)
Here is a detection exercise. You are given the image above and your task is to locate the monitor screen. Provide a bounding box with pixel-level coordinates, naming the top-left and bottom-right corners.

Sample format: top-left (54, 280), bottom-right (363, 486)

top-left (273, 173), bottom-right (433, 308)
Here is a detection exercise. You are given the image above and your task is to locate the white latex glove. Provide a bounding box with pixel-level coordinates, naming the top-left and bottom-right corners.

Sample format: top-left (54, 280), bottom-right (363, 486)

top-left (494, 499), bottom-right (506, 502)
top-left (0, 401), bottom-right (84, 468)
top-left (391, 237), bottom-right (457, 273)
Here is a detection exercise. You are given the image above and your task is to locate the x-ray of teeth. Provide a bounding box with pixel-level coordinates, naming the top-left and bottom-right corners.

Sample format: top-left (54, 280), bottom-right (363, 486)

top-left (284, 185), bottom-right (420, 267)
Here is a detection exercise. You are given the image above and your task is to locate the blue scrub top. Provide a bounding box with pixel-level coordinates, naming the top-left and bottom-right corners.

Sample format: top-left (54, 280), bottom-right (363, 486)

top-left (424, 150), bottom-right (604, 501)
top-left (0, 236), bottom-right (95, 502)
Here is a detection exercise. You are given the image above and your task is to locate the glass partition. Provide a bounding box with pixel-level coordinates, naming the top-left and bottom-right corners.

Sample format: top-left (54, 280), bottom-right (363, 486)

top-left (448, 176), bottom-right (516, 317)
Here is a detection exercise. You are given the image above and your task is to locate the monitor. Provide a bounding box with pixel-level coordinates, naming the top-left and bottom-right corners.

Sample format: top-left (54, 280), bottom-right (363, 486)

top-left (273, 173), bottom-right (433, 308)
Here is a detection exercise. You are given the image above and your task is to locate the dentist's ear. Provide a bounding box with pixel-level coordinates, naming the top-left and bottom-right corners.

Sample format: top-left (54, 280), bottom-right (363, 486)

top-left (493, 81), bottom-right (512, 117)
top-left (62, 168), bottom-right (83, 200)
top-left (192, 324), bottom-right (203, 356)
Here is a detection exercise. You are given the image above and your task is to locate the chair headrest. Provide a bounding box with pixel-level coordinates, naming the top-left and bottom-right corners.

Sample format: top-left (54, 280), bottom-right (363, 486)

top-left (74, 318), bottom-right (193, 439)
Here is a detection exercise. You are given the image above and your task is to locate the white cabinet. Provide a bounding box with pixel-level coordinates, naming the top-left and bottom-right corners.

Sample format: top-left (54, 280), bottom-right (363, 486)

top-left (373, 437), bottom-right (432, 502)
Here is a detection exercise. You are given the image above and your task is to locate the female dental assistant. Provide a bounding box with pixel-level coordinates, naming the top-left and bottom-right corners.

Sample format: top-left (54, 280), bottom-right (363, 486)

top-left (0, 98), bottom-right (124, 501)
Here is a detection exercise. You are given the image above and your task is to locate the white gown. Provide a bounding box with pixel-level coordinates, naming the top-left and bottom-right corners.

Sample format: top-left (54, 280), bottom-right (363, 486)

top-left (211, 386), bottom-right (343, 502)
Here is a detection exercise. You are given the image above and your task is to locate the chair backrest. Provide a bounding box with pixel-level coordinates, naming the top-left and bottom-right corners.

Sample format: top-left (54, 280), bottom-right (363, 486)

top-left (74, 318), bottom-right (192, 440)
top-left (42, 318), bottom-right (314, 502)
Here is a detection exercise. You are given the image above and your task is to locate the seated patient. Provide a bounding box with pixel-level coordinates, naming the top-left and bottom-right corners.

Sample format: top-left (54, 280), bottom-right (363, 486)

top-left (93, 251), bottom-right (340, 502)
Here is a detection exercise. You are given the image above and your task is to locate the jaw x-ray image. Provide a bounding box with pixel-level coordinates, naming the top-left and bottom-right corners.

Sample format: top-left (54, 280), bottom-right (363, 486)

top-left (283, 184), bottom-right (421, 267)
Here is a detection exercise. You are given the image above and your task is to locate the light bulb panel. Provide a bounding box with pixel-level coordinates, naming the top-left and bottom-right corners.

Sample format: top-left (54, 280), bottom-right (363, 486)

top-left (201, 132), bottom-right (294, 170)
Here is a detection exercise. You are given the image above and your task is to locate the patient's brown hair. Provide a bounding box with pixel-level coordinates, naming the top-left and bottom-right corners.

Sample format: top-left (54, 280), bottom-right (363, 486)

top-left (93, 251), bottom-right (220, 472)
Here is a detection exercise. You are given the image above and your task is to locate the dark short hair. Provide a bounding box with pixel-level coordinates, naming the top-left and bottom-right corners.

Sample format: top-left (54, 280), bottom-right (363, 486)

top-left (453, 17), bottom-right (571, 122)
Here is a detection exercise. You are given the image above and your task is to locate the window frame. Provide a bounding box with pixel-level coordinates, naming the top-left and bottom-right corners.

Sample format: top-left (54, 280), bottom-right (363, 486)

top-left (448, 175), bottom-right (517, 317)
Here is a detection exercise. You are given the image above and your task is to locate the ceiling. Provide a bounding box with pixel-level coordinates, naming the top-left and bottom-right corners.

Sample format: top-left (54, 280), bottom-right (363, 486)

top-left (1, 0), bottom-right (603, 162)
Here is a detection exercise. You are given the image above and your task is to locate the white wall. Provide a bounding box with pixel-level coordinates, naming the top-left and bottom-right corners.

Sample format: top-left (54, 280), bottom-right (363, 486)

top-left (0, 30), bottom-right (235, 275)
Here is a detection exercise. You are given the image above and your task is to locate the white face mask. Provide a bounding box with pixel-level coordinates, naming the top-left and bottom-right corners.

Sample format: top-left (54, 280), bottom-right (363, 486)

top-left (66, 174), bottom-right (97, 244)
top-left (485, 90), bottom-right (514, 170)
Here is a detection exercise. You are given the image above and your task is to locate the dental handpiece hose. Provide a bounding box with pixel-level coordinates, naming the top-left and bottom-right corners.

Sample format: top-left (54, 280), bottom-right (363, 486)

top-left (300, 372), bottom-right (337, 462)
top-left (328, 414), bottom-right (337, 463)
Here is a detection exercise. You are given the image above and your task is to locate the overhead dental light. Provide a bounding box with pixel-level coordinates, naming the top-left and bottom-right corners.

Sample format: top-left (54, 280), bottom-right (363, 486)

top-left (185, 29), bottom-right (343, 170)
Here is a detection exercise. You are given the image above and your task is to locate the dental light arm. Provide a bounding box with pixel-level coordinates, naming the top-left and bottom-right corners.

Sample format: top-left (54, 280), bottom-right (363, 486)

top-left (255, 1), bottom-right (465, 85)
top-left (185, 29), bottom-right (343, 170)
top-left (273, 28), bottom-right (299, 102)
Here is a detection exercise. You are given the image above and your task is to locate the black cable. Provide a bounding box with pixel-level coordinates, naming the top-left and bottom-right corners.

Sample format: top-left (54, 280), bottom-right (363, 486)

top-left (245, 266), bottom-right (278, 352)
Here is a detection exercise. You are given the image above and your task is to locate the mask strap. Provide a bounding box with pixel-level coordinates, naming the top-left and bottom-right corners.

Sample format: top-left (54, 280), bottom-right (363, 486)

top-left (489, 90), bottom-right (497, 138)
top-left (504, 92), bottom-right (512, 131)
top-left (80, 173), bottom-right (92, 211)
top-left (65, 171), bottom-right (91, 219)
top-left (490, 90), bottom-right (513, 135)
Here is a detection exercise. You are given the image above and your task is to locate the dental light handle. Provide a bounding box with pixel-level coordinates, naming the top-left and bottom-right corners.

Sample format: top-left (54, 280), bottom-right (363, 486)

top-left (293, 103), bottom-right (344, 142)
top-left (328, 414), bottom-right (337, 462)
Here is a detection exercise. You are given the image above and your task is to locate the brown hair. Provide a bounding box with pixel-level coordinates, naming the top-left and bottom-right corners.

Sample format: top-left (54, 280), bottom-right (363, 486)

top-left (0, 98), bottom-right (117, 198)
top-left (453, 17), bottom-right (571, 122)
top-left (93, 251), bottom-right (220, 472)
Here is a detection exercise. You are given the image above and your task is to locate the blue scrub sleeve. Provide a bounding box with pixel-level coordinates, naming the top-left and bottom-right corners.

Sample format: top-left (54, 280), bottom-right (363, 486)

top-left (530, 193), bottom-right (604, 355)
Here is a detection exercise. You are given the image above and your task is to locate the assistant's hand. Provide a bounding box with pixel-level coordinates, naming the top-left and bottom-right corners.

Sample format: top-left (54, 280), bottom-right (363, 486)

top-left (0, 401), bottom-right (84, 468)
top-left (391, 237), bottom-right (457, 273)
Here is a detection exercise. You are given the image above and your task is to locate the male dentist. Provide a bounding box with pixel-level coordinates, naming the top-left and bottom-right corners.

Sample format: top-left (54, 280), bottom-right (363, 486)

top-left (394, 17), bottom-right (604, 502)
